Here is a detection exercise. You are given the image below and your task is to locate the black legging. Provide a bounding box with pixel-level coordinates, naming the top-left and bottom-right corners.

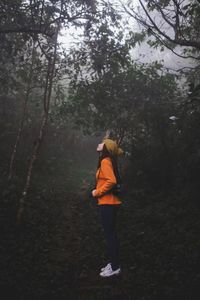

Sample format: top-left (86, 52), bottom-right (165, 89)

top-left (99, 205), bottom-right (120, 271)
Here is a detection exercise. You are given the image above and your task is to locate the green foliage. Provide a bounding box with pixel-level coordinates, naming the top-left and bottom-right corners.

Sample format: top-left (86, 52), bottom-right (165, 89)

top-left (125, 0), bottom-right (200, 58)
top-left (1, 0), bottom-right (200, 196)
top-left (66, 58), bottom-right (178, 138)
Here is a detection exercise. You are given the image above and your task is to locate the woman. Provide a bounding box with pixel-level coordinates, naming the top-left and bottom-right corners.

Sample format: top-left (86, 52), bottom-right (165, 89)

top-left (92, 138), bottom-right (123, 278)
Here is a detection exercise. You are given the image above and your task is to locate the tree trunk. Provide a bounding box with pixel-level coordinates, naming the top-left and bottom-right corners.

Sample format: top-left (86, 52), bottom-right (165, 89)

top-left (8, 40), bottom-right (36, 180)
top-left (16, 112), bottom-right (48, 224)
top-left (16, 3), bottom-right (62, 224)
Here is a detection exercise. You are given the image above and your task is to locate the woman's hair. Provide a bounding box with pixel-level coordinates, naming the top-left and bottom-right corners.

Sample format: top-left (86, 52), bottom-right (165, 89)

top-left (97, 144), bottom-right (110, 168)
top-left (97, 144), bottom-right (120, 181)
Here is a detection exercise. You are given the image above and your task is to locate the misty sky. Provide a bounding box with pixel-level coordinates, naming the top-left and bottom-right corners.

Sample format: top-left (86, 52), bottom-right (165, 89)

top-left (58, 0), bottom-right (193, 72)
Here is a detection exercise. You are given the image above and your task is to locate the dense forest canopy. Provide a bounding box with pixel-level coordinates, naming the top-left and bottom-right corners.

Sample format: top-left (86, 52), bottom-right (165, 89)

top-left (0, 0), bottom-right (199, 217)
top-left (0, 0), bottom-right (199, 218)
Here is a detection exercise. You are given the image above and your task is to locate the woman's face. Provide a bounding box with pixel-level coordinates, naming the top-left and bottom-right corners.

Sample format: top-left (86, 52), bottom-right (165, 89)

top-left (97, 142), bottom-right (104, 152)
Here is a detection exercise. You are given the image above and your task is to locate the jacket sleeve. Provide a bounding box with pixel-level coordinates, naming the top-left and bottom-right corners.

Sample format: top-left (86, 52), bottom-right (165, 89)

top-left (93, 158), bottom-right (116, 198)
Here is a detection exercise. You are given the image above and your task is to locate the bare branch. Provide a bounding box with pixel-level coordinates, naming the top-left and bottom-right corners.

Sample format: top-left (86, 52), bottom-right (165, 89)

top-left (148, 28), bottom-right (200, 60)
top-left (152, 0), bottom-right (174, 28)
top-left (124, 0), bottom-right (200, 51)
top-left (0, 27), bottom-right (53, 37)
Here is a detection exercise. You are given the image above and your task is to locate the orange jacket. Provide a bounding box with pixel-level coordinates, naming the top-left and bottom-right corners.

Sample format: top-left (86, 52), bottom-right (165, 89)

top-left (93, 157), bottom-right (122, 205)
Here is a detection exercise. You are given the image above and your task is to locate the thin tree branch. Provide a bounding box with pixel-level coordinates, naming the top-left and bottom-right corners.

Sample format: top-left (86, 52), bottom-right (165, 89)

top-left (153, 0), bottom-right (174, 28)
top-left (0, 27), bottom-right (53, 37)
top-left (137, 0), bottom-right (200, 50)
top-left (148, 28), bottom-right (200, 60)
top-left (121, 0), bottom-right (200, 55)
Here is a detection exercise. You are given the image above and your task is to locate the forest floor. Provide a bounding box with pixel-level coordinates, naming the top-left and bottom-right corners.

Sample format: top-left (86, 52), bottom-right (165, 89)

top-left (0, 157), bottom-right (200, 300)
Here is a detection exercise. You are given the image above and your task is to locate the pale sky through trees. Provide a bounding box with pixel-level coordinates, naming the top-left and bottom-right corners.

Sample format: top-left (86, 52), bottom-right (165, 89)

top-left (58, 0), bottom-right (193, 72)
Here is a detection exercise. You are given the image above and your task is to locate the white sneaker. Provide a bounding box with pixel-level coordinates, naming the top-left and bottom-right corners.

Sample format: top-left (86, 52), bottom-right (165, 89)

top-left (101, 263), bottom-right (111, 272)
top-left (100, 264), bottom-right (121, 277)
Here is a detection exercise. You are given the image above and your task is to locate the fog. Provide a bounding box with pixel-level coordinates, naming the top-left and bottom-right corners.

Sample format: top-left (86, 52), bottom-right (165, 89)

top-left (58, 4), bottom-right (193, 73)
top-left (1, 1), bottom-right (199, 299)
